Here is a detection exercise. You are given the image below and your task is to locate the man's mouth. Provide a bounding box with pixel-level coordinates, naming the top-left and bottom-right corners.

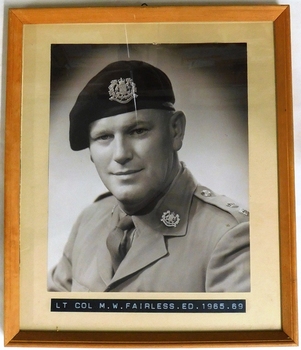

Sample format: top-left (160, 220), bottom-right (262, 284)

top-left (113, 169), bottom-right (142, 176)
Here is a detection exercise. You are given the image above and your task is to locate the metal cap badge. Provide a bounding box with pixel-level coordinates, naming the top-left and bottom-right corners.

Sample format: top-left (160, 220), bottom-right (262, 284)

top-left (108, 78), bottom-right (138, 104)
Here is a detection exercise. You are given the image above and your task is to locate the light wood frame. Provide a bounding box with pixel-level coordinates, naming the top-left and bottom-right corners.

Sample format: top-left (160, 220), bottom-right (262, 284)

top-left (4, 5), bottom-right (297, 347)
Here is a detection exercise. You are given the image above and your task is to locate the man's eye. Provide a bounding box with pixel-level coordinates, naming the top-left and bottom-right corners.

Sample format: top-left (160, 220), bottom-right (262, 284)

top-left (130, 128), bottom-right (148, 135)
top-left (95, 134), bottom-right (112, 141)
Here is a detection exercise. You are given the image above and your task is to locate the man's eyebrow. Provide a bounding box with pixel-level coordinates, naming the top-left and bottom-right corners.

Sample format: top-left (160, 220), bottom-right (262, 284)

top-left (89, 119), bottom-right (152, 135)
top-left (127, 119), bottom-right (152, 127)
top-left (116, 119), bottom-right (153, 132)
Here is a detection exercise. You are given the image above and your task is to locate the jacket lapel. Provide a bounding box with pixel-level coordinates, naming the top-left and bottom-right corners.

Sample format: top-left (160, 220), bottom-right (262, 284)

top-left (109, 224), bottom-right (168, 285)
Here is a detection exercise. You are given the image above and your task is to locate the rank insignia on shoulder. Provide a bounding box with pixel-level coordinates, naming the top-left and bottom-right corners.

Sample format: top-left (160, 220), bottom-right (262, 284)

top-left (108, 77), bottom-right (138, 104)
top-left (161, 210), bottom-right (180, 227)
top-left (239, 208), bottom-right (249, 216)
top-left (226, 202), bottom-right (239, 208)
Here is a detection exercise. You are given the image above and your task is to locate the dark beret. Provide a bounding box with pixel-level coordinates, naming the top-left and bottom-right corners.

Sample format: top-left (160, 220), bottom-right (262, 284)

top-left (69, 60), bottom-right (175, 150)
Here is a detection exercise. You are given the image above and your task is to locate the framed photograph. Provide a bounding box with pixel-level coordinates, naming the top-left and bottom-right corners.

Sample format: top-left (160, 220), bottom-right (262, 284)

top-left (4, 5), bottom-right (297, 347)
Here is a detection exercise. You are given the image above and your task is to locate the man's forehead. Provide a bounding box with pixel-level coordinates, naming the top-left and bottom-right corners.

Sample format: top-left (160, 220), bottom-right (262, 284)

top-left (89, 109), bottom-right (171, 130)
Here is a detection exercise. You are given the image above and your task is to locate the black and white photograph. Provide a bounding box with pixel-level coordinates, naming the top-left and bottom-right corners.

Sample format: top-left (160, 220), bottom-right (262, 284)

top-left (47, 43), bottom-right (250, 293)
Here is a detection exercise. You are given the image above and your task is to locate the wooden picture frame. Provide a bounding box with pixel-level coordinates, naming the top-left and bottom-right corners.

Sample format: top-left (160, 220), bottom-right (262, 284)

top-left (4, 5), bottom-right (297, 347)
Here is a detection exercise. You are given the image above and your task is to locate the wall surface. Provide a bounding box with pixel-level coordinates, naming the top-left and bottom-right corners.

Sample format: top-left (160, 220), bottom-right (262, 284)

top-left (0, 0), bottom-right (301, 349)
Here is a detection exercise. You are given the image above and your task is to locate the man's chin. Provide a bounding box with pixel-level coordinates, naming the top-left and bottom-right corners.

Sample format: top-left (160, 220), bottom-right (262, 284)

top-left (113, 190), bottom-right (141, 204)
top-left (112, 190), bottom-right (150, 214)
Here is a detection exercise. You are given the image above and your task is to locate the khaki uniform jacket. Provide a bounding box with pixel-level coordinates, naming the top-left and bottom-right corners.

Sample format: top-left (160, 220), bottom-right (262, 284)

top-left (48, 165), bottom-right (250, 292)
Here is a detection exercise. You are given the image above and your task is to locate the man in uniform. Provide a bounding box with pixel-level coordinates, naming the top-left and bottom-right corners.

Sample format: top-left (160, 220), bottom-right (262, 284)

top-left (48, 60), bottom-right (250, 292)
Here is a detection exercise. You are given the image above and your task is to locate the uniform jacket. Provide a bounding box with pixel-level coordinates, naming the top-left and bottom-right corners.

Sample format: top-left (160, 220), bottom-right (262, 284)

top-left (48, 165), bottom-right (250, 292)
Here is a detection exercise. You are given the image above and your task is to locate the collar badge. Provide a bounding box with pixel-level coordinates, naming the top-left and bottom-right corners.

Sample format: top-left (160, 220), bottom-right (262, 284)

top-left (108, 77), bottom-right (138, 104)
top-left (161, 210), bottom-right (180, 228)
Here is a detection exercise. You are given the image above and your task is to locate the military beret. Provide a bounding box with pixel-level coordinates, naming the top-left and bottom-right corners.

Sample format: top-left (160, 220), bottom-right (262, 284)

top-left (69, 60), bottom-right (176, 150)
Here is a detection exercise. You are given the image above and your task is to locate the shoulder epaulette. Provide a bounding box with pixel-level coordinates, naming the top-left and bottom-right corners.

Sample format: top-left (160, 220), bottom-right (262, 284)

top-left (194, 185), bottom-right (249, 223)
top-left (94, 192), bottom-right (113, 202)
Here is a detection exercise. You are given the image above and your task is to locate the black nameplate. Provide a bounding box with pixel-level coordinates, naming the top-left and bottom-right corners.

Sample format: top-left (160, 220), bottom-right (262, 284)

top-left (51, 299), bottom-right (246, 313)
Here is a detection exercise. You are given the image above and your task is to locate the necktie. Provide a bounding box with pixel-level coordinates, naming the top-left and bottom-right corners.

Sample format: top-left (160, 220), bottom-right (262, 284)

top-left (106, 215), bottom-right (135, 273)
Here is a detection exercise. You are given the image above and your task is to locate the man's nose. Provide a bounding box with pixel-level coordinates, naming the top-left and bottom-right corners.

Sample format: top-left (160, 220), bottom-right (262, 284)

top-left (112, 136), bottom-right (133, 164)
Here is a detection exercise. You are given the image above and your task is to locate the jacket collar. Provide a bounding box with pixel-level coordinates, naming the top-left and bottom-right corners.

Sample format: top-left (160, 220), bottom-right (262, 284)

top-left (131, 163), bottom-right (198, 238)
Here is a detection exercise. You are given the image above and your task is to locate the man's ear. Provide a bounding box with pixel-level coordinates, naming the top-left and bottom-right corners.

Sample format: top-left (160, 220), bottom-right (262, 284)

top-left (170, 111), bottom-right (186, 151)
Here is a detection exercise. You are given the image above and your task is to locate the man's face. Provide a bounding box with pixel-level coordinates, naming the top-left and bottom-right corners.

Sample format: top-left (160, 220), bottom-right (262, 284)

top-left (89, 109), bottom-right (184, 214)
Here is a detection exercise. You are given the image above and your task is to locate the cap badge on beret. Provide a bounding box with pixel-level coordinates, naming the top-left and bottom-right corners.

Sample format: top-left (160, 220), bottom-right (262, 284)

top-left (108, 77), bottom-right (138, 104)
